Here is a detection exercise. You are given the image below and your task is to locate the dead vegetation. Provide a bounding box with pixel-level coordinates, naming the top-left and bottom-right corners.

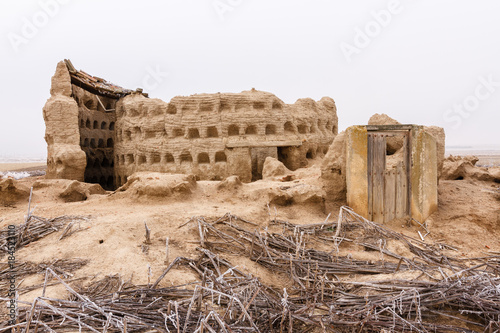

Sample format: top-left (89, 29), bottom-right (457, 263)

top-left (1, 207), bottom-right (499, 332)
top-left (0, 214), bottom-right (90, 257)
top-left (0, 259), bottom-right (88, 296)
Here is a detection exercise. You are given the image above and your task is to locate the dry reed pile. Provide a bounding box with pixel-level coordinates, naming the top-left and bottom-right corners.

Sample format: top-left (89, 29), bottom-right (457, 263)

top-left (0, 215), bottom-right (90, 257)
top-left (1, 207), bottom-right (499, 332)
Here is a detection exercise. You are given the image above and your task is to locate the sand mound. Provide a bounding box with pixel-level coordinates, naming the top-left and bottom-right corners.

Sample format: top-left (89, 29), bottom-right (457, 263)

top-left (490, 167), bottom-right (500, 182)
top-left (118, 172), bottom-right (197, 197)
top-left (32, 179), bottom-right (106, 202)
top-left (0, 178), bottom-right (30, 206)
top-left (60, 181), bottom-right (106, 202)
top-left (216, 175), bottom-right (242, 191)
top-left (429, 179), bottom-right (500, 249)
top-left (441, 155), bottom-right (498, 181)
top-left (264, 183), bottom-right (325, 207)
top-left (262, 157), bottom-right (292, 180)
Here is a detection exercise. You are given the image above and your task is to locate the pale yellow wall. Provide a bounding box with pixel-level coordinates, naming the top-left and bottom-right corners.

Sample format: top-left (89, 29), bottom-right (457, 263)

top-left (410, 127), bottom-right (438, 222)
top-left (345, 126), bottom-right (369, 218)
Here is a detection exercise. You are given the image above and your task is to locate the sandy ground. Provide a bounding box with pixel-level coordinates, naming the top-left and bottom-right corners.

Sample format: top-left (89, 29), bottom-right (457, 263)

top-left (0, 176), bottom-right (328, 302)
top-left (1, 160), bottom-right (499, 306)
top-left (0, 163), bottom-right (47, 173)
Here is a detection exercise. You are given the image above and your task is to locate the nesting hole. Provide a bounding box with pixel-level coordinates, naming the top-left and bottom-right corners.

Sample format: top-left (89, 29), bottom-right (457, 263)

top-left (228, 125), bottom-right (239, 136)
top-left (198, 153), bottom-right (210, 164)
top-left (265, 124), bottom-right (276, 135)
top-left (207, 127), bottom-right (219, 138)
top-left (245, 125), bottom-right (257, 135)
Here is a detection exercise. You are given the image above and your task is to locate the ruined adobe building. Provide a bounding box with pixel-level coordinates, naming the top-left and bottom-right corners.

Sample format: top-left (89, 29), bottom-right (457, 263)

top-left (44, 60), bottom-right (441, 223)
top-left (43, 60), bottom-right (338, 190)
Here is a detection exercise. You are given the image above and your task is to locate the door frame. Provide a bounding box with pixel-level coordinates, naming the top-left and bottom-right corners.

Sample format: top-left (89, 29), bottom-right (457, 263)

top-left (367, 125), bottom-right (412, 223)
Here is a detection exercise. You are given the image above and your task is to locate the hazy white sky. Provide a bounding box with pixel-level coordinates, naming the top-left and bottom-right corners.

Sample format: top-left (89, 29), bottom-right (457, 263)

top-left (1, 0), bottom-right (499, 157)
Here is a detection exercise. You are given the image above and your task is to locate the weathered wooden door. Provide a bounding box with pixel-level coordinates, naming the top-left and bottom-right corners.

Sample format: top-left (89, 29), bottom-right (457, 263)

top-left (367, 131), bottom-right (410, 223)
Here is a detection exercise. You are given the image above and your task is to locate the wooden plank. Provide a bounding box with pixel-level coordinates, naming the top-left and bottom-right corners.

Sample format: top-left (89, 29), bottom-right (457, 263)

top-left (372, 134), bottom-right (386, 223)
top-left (367, 133), bottom-right (373, 220)
top-left (96, 96), bottom-right (107, 111)
top-left (405, 131), bottom-right (412, 219)
top-left (70, 75), bottom-right (122, 100)
top-left (396, 161), bottom-right (408, 218)
top-left (78, 70), bottom-right (98, 83)
top-left (366, 125), bottom-right (414, 132)
top-left (64, 59), bottom-right (76, 74)
top-left (384, 168), bottom-right (396, 222)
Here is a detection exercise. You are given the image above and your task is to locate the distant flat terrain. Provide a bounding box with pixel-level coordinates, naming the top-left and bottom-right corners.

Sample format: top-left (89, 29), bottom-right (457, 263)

top-left (446, 149), bottom-right (500, 167)
top-left (1, 150), bottom-right (499, 174)
top-left (0, 162), bottom-right (47, 173)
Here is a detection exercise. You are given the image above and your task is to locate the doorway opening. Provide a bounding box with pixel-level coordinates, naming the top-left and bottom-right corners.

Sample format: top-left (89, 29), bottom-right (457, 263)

top-left (367, 130), bottom-right (410, 223)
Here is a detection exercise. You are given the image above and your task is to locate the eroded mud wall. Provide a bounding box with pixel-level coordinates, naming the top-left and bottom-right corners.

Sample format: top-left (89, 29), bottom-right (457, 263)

top-left (45, 61), bottom-right (338, 186)
top-left (114, 90), bottom-right (338, 184)
top-left (44, 62), bottom-right (86, 181)
top-left (73, 85), bottom-right (117, 190)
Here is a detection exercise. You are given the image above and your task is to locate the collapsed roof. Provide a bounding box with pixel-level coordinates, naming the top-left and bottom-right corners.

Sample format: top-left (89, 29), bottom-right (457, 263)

top-left (64, 59), bottom-right (145, 99)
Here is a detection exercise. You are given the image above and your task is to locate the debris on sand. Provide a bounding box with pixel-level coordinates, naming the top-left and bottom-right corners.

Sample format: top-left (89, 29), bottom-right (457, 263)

top-left (0, 215), bottom-right (90, 256)
top-left (5, 207), bottom-right (500, 332)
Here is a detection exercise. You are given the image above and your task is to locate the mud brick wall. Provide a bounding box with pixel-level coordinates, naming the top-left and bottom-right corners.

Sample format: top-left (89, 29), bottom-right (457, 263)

top-left (44, 61), bottom-right (338, 189)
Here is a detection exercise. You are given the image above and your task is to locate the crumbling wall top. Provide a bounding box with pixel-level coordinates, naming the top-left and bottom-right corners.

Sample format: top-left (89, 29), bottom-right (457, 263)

top-left (64, 59), bottom-right (141, 99)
